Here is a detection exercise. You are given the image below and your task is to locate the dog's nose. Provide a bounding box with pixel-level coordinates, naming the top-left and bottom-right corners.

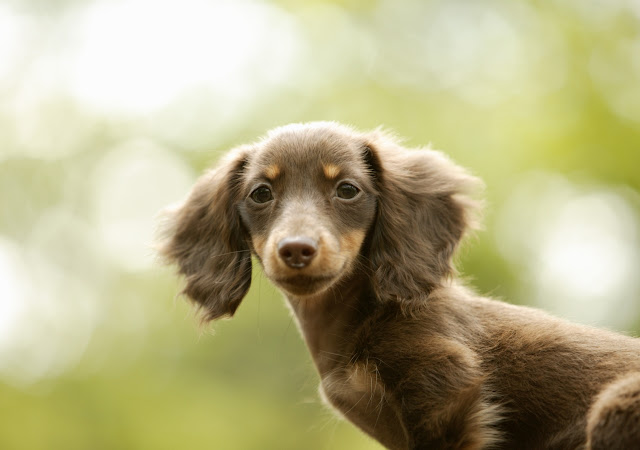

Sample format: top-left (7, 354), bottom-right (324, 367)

top-left (277, 237), bottom-right (318, 269)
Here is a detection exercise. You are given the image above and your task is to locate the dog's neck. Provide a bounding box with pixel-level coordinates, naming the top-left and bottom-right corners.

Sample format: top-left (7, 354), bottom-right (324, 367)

top-left (285, 274), bottom-right (373, 375)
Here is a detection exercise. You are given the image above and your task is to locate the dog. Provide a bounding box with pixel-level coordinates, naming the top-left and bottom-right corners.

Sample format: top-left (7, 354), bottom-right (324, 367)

top-left (158, 122), bottom-right (640, 449)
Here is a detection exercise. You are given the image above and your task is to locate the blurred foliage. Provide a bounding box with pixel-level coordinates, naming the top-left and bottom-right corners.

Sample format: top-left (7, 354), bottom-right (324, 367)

top-left (0, 0), bottom-right (639, 449)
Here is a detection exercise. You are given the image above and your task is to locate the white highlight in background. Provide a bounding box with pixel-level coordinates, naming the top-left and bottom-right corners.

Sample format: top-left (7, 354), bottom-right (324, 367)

top-left (92, 139), bottom-right (195, 271)
top-left (67, 0), bottom-right (301, 114)
top-left (0, 210), bottom-right (104, 387)
top-left (0, 5), bottom-right (26, 82)
top-left (495, 172), bottom-right (640, 329)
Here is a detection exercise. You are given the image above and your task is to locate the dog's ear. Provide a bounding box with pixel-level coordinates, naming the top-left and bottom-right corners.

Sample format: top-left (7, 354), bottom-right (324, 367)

top-left (157, 145), bottom-right (253, 321)
top-left (363, 131), bottom-right (482, 304)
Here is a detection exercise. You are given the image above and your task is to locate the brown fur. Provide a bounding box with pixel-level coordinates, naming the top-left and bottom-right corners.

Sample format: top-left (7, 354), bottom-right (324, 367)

top-left (158, 122), bottom-right (640, 449)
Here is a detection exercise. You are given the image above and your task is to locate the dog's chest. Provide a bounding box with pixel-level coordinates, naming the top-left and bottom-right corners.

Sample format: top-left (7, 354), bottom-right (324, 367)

top-left (319, 361), bottom-right (407, 449)
top-left (321, 361), bottom-right (384, 409)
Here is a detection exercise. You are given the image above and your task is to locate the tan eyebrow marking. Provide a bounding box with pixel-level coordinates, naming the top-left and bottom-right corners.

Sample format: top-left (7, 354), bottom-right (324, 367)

top-left (264, 164), bottom-right (281, 180)
top-left (323, 164), bottom-right (341, 179)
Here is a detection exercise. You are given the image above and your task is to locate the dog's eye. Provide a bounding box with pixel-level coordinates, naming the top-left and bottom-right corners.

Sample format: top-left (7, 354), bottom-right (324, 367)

top-left (336, 183), bottom-right (359, 200)
top-left (250, 186), bottom-right (273, 203)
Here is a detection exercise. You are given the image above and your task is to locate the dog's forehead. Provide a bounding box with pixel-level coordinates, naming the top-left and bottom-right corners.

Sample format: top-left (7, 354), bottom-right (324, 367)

top-left (249, 127), bottom-right (365, 177)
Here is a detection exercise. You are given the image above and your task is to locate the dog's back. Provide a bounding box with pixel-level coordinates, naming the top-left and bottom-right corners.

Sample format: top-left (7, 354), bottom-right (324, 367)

top-left (464, 293), bottom-right (640, 448)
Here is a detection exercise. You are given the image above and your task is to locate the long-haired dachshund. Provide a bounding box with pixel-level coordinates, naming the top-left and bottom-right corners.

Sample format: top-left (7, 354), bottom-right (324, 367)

top-left (158, 122), bottom-right (640, 449)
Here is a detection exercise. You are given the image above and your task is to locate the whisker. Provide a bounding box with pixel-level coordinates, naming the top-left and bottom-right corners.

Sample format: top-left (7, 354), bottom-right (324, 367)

top-left (207, 249), bottom-right (251, 260)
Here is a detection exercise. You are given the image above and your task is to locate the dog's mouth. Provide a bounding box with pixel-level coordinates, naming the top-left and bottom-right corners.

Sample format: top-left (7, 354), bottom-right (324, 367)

top-left (274, 273), bottom-right (339, 296)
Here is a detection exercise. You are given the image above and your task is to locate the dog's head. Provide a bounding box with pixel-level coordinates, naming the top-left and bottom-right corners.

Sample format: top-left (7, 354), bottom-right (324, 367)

top-left (158, 122), bottom-right (481, 320)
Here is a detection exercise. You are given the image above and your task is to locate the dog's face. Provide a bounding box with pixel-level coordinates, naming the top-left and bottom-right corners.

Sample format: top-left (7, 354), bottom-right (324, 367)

top-left (238, 127), bottom-right (377, 297)
top-left (159, 122), bottom-right (480, 320)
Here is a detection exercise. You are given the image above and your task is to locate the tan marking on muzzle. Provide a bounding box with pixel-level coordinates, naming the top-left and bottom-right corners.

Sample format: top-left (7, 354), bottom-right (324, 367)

top-left (340, 229), bottom-right (367, 258)
top-left (252, 235), bottom-right (266, 258)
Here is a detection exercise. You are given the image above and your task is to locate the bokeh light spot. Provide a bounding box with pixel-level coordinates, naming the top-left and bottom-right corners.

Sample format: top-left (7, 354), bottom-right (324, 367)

top-left (92, 139), bottom-right (195, 271)
top-left (496, 173), bottom-right (640, 328)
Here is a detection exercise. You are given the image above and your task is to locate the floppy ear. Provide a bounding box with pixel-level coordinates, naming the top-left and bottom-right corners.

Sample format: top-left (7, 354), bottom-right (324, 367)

top-left (157, 145), bottom-right (252, 321)
top-left (363, 131), bottom-right (482, 304)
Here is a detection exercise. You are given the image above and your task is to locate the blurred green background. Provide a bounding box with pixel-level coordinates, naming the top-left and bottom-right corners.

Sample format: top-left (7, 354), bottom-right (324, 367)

top-left (1, 0), bottom-right (640, 448)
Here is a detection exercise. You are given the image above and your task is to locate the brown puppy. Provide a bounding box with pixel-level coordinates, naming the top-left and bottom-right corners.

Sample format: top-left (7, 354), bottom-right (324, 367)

top-left (158, 122), bottom-right (640, 449)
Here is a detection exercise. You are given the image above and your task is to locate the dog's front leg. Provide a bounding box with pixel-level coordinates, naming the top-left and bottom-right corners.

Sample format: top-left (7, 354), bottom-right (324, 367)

top-left (399, 382), bottom-right (498, 450)
top-left (382, 341), bottom-right (501, 450)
